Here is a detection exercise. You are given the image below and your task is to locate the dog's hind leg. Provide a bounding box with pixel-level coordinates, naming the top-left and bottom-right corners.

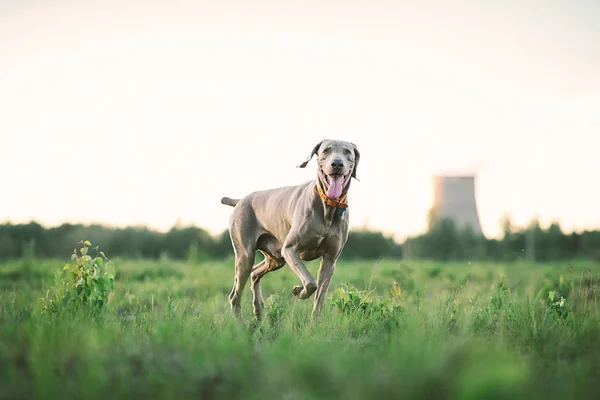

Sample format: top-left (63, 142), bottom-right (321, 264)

top-left (228, 243), bottom-right (255, 316)
top-left (250, 258), bottom-right (268, 320)
top-left (227, 204), bottom-right (261, 317)
top-left (250, 253), bottom-right (285, 320)
top-left (251, 235), bottom-right (285, 320)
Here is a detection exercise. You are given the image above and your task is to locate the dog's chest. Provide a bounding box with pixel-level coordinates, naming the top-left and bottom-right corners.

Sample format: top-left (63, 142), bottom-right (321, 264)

top-left (297, 228), bottom-right (343, 261)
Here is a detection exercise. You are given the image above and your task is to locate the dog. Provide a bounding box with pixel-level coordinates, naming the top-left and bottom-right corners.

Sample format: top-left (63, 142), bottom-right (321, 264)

top-left (220, 139), bottom-right (360, 320)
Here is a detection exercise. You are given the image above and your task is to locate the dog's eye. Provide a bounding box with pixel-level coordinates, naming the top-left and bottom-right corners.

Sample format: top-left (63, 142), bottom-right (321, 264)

top-left (322, 148), bottom-right (331, 154)
top-left (343, 149), bottom-right (352, 155)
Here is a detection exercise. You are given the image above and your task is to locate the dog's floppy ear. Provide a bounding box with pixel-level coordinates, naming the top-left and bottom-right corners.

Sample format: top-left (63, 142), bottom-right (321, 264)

top-left (351, 142), bottom-right (360, 180)
top-left (297, 140), bottom-right (323, 168)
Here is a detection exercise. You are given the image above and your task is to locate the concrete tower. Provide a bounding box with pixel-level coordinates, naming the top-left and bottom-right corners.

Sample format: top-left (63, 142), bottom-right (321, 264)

top-left (431, 175), bottom-right (483, 236)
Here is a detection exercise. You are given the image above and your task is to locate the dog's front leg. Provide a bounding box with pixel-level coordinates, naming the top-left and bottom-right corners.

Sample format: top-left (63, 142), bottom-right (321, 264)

top-left (281, 243), bottom-right (317, 300)
top-left (312, 256), bottom-right (336, 319)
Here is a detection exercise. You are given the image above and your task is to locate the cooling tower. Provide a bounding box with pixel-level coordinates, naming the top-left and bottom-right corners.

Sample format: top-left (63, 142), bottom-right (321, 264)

top-left (431, 175), bottom-right (483, 236)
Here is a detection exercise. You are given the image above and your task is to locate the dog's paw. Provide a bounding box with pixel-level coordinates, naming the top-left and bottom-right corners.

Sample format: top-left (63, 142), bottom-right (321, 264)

top-left (292, 283), bottom-right (316, 300)
top-left (292, 285), bottom-right (303, 298)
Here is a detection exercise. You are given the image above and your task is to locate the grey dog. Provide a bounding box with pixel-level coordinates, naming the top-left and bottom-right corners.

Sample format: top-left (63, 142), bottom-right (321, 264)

top-left (220, 139), bottom-right (360, 320)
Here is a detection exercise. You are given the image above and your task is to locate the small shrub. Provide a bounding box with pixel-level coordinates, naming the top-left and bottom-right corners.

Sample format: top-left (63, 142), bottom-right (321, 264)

top-left (331, 283), bottom-right (403, 319)
top-left (39, 240), bottom-right (115, 317)
top-left (471, 283), bottom-right (511, 336)
top-left (547, 290), bottom-right (569, 320)
top-left (489, 278), bottom-right (510, 312)
top-left (265, 294), bottom-right (286, 328)
top-left (541, 273), bottom-right (573, 302)
top-left (427, 265), bottom-right (443, 278)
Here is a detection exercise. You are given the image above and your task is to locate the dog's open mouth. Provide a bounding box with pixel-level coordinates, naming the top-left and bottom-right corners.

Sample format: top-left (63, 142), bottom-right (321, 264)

top-left (321, 169), bottom-right (349, 199)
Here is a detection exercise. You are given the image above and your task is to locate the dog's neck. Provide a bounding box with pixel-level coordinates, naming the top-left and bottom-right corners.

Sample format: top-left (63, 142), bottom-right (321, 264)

top-left (315, 174), bottom-right (351, 217)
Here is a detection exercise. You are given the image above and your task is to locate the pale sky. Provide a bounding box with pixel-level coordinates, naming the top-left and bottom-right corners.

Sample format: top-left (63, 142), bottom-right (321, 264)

top-left (1, 0), bottom-right (599, 240)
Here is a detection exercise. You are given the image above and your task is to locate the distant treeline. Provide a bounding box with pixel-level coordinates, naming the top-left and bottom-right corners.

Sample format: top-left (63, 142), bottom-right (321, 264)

top-left (406, 215), bottom-right (600, 262)
top-left (1, 217), bottom-right (599, 262)
top-left (0, 221), bottom-right (401, 262)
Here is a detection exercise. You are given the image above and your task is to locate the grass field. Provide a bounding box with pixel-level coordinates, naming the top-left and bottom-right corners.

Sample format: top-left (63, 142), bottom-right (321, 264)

top-left (1, 253), bottom-right (600, 399)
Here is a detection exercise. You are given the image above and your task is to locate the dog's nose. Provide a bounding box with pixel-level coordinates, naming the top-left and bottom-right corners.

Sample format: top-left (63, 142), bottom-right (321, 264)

top-left (331, 159), bottom-right (344, 170)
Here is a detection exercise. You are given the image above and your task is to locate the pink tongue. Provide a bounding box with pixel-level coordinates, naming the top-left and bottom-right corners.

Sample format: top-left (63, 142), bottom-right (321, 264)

top-left (327, 176), bottom-right (343, 199)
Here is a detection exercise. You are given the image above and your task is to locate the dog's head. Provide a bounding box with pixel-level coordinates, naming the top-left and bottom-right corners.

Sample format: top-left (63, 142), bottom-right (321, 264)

top-left (297, 139), bottom-right (360, 199)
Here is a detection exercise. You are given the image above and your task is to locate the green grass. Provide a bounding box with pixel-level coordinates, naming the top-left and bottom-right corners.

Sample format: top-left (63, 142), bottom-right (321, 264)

top-left (1, 256), bottom-right (600, 399)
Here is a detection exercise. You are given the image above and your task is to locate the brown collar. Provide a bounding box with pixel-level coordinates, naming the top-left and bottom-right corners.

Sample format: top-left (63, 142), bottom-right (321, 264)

top-left (316, 185), bottom-right (349, 211)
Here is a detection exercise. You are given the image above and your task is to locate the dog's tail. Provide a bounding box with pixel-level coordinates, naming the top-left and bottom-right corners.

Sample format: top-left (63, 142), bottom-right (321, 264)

top-left (220, 197), bottom-right (240, 207)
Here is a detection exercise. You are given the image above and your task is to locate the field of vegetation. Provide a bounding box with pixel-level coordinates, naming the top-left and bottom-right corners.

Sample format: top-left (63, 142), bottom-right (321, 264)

top-left (1, 242), bottom-right (599, 399)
